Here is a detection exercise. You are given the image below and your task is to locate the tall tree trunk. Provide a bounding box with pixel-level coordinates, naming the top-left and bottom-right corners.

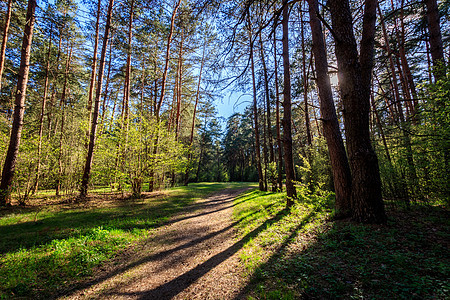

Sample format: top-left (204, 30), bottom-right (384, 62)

top-left (185, 39), bottom-right (206, 185)
top-left (119, 0), bottom-right (134, 190)
top-left (0, 0), bottom-right (36, 205)
top-left (262, 101), bottom-right (269, 191)
top-left (195, 114), bottom-right (208, 183)
top-left (300, 6), bottom-right (312, 146)
top-left (248, 18), bottom-right (265, 192)
top-left (425, 0), bottom-right (446, 81)
top-left (378, 4), bottom-right (403, 124)
top-left (80, 0), bottom-right (114, 198)
top-left (274, 21), bottom-right (283, 192)
top-left (100, 42), bottom-right (113, 130)
top-left (155, 0), bottom-right (181, 116)
top-left (259, 32), bottom-right (274, 164)
top-left (56, 44), bottom-right (73, 196)
top-left (47, 33), bottom-right (64, 135)
top-left (175, 31), bottom-right (184, 140)
top-left (34, 27), bottom-right (53, 193)
top-left (122, 0), bottom-right (134, 130)
top-left (398, 0), bottom-right (418, 114)
top-left (151, 0), bottom-right (181, 191)
top-left (87, 0), bottom-right (102, 125)
top-left (379, 3), bottom-right (416, 200)
top-left (329, 0), bottom-right (386, 223)
top-left (307, 0), bottom-right (352, 217)
top-left (281, 0), bottom-right (297, 205)
top-left (0, 0), bottom-right (12, 91)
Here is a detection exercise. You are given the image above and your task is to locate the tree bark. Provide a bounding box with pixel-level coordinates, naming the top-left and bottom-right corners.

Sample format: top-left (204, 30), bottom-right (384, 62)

top-left (274, 20), bottom-right (283, 192)
top-left (281, 0), bottom-right (297, 205)
top-left (100, 42), bottom-right (113, 130)
top-left (155, 0), bottom-right (181, 116)
top-left (248, 18), bottom-right (265, 192)
top-left (0, 0), bottom-right (36, 205)
top-left (307, 0), bottom-right (352, 218)
top-left (0, 0), bottom-right (12, 91)
top-left (259, 32), bottom-right (274, 164)
top-left (56, 44), bottom-right (73, 196)
top-left (329, 0), bottom-right (386, 223)
top-left (33, 25), bottom-right (53, 193)
top-left (175, 31), bottom-right (184, 140)
top-left (300, 6), bottom-right (312, 146)
top-left (87, 0), bottom-right (102, 124)
top-left (185, 40), bottom-right (206, 185)
top-left (425, 0), bottom-right (446, 80)
top-left (80, 0), bottom-right (114, 198)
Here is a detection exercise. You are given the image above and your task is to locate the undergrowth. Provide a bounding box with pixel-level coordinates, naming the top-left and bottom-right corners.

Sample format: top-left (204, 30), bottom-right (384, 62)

top-left (233, 187), bottom-right (449, 299)
top-left (0, 182), bottom-right (250, 298)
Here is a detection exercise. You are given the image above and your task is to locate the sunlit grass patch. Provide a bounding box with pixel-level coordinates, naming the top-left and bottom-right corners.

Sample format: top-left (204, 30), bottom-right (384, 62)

top-left (0, 182), bottom-right (253, 298)
top-left (234, 189), bottom-right (449, 299)
top-left (233, 189), bottom-right (333, 278)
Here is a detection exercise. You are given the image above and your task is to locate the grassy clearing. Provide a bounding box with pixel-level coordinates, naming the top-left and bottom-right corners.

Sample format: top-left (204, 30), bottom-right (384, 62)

top-left (0, 182), bottom-right (251, 298)
top-left (233, 189), bottom-right (449, 299)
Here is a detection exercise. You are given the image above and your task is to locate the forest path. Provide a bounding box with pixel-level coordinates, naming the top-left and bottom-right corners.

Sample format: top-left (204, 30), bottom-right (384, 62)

top-left (63, 187), bottom-right (252, 300)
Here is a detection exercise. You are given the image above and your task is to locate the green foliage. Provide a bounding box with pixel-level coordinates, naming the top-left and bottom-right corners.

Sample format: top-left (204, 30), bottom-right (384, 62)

top-left (234, 190), bottom-right (449, 299)
top-left (413, 72), bottom-right (450, 203)
top-left (223, 109), bottom-right (258, 182)
top-left (296, 137), bottom-right (334, 195)
top-left (0, 182), bottom-right (246, 298)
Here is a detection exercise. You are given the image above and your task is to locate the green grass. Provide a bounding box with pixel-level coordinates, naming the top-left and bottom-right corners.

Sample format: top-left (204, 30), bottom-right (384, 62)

top-left (233, 189), bottom-right (449, 299)
top-left (0, 182), bottom-right (252, 298)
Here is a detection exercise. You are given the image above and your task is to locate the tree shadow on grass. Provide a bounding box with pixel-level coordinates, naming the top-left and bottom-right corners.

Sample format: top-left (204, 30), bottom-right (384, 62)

top-left (234, 204), bottom-right (449, 300)
top-left (0, 187), bottom-right (254, 256)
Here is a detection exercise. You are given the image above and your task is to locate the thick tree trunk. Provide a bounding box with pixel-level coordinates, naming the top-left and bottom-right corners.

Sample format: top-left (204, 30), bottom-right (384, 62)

top-left (281, 0), bottom-right (297, 205)
top-left (248, 19), bottom-right (265, 192)
top-left (329, 0), bottom-right (386, 223)
top-left (80, 0), bottom-right (114, 198)
top-left (0, 0), bottom-right (36, 205)
top-left (0, 0), bottom-right (12, 91)
top-left (0, 0), bottom-right (36, 204)
top-left (307, 0), bottom-right (352, 218)
top-left (274, 22), bottom-right (283, 192)
top-left (425, 0), bottom-right (446, 80)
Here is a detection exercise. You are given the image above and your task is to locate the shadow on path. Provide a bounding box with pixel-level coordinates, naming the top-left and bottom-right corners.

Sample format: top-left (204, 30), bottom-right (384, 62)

top-left (105, 208), bottom-right (291, 299)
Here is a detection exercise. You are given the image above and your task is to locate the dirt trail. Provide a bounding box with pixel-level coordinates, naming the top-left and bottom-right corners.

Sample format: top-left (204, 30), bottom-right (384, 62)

top-left (63, 187), bottom-right (251, 300)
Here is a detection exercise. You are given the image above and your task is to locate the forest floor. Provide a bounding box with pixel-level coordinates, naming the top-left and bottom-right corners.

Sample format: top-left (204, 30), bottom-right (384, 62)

top-left (61, 186), bottom-right (252, 299)
top-left (1, 184), bottom-right (448, 299)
